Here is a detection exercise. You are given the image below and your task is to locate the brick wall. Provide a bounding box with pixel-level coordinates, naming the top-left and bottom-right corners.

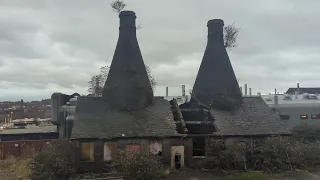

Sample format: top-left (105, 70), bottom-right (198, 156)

top-left (72, 137), bottom-right (191, 172)
top-left (0, 139), bottom-right (57, 159)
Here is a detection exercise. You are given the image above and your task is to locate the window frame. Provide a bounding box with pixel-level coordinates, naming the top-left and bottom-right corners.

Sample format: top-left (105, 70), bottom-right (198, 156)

top-left (300, 114), bottom-right (308, 119)
top-left (279, 115), bottom-right (290, 120)
top-left (79, 142), bottom-right (95, 162)
top-left (311, 114), bottom-right (320, 119)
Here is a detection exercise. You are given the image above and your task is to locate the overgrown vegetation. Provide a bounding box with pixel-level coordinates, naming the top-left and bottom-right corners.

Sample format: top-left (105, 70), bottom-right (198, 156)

top-left (205, 124), bottom-right (320, 173)
top-left (30, 140), bottom-right (75, 180)
top-left (0, 156), bottom-right (31, 180)
top-left (115, 150), bottom-right (167, 180)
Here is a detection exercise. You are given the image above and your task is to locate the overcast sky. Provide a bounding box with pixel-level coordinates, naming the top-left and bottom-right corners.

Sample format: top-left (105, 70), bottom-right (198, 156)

top-left (0, 0), bottom-right (319, 101)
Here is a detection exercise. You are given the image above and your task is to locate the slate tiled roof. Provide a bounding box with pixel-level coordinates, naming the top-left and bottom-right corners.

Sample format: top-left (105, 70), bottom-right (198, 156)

top-left (211, 96), bottom-right (291, 136)
top-left (70, 96), bottom-right (180, 139)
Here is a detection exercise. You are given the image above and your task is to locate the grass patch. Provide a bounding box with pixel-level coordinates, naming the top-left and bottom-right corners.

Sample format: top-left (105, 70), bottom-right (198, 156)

top-left (231, 171), bottom-right (273, 179)
top-left (230, 170), bottom-right (311, 179)
top-left (0, 156), bottom-right (32, 180)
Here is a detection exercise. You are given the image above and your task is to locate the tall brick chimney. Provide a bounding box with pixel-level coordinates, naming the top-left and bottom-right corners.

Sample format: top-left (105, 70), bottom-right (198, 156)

top-left (102, 11), bottom-right (153, 110)
top-left (191, 19), bottom-right (242, 110)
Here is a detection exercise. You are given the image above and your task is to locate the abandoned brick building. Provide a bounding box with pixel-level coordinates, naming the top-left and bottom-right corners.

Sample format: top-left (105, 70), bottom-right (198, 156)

top-left (51, 11), bottom-right (290, 170)
top-left (174, 19), bottom-right (290, 166)
top-left (52, 11), bottom-right (190, 171)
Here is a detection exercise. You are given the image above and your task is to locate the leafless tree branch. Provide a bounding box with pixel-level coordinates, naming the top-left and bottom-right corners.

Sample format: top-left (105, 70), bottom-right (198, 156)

top-left (87, 65), bottom-right (156, 96)
top-left (110, 0), bottom-right (126, 14)
top-left (224, 22), bottom-right (240, 50)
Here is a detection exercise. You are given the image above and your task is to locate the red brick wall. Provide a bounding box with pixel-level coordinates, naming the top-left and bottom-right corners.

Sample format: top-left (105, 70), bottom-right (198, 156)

top-left (0, 139), bottom-right (56, 159)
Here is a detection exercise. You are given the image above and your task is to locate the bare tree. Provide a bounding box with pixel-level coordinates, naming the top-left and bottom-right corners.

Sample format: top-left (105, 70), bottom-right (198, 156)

top-left (87, 66), bottom-right (106, 97)
top-left (110, 0), bottom-right (126, 13)
top-left (110, 0), bottom-right (142, 30)
top-left (87, 65), bottom-right (157, 96)
top-left (224, 22), bottom-right (240, 50)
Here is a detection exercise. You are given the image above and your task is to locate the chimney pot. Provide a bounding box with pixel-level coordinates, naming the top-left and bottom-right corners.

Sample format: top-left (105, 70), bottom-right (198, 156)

top-left (274, 95), bottom-right (278, 106)
top-left (244, 84), bottom-right (248, 96)
top-left (166, 87), bottom-right (169, 97)
top-left (119, 10), bottom-right (136, 17)
top-left (207, 19), bottom-right (224, 26)
top-left (182, 85), bottom-right (186, 96)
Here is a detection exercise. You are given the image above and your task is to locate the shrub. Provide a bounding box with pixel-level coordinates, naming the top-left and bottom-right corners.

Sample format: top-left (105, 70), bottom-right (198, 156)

top-left (259, 137), bottom-right (292, 172)
top-left (30, 140), bottom-right (75, 180)
top-left (291, 124), bottom-right (320, 142)
top-left (205, 136), bottom-right (320, 173)
top-left (205, 140), bottom-right (245, 170)
top-left (115, 149), bottom-right (166, 180)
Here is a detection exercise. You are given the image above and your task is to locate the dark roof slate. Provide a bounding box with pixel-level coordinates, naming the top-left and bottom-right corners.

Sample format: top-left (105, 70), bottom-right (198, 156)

top-left (71, 96), bottom-right (180, 139)
top-left (211, 97), bottom-right (290, 136)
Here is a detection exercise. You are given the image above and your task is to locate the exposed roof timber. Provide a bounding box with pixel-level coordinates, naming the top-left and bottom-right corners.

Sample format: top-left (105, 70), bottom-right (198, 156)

top-left (171, 98), bottom-right (188, 133)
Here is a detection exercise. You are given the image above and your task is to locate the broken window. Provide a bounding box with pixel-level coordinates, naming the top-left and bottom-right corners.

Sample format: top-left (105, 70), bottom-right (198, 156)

top-left (192, 137), bottom-right (206, 157)
top-left (80, 142), bottom-right (94, 161)
top-left (149, 141), bottom-right (162, 156)
top-left (279, 115), bottom-right (290, 120)
top-left (104, 142), bottom-right (117, 161)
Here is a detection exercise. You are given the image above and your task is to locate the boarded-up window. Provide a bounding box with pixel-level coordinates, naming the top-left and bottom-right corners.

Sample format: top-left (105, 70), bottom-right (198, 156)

top-left (149, 141), bottom-right (162, 155)
top-left (125, 144), bottom-right (140, 152)
top-left (104, 142), bottom-right (117, 161)
top-left (80, 142), bottom-right (94, 161)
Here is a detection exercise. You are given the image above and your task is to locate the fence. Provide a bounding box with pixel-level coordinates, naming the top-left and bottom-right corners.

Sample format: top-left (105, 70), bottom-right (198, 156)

top-left (0, 139), bottom-right (56, 159)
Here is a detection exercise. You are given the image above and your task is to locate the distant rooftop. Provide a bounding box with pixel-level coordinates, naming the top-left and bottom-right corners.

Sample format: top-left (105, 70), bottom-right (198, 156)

top-left (0, 125), bottom-right (57, 135)
top-left (262, 94), bottom-right (320, 106)
top-left (286, 88), bottom-right (320, 95)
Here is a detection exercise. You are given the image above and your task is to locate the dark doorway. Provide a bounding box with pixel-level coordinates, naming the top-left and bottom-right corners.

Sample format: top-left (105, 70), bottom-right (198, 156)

top-left (174, 153), bottom-right (182, 169)
top-left (192, 137), bottom-right (206, 156)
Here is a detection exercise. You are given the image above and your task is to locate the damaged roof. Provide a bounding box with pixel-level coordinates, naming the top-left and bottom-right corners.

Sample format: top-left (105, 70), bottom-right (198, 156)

top-left (211, 96), bottom-right (290, 136)
top-left (71, 96), bottom-right (180, 139)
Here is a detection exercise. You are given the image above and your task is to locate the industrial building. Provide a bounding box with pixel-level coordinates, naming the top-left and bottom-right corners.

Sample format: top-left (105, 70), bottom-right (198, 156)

top-left (50, 11), bottom-right (290, 171)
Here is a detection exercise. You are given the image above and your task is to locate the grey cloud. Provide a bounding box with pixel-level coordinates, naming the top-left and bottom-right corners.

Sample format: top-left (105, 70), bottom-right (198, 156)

top-left (0, 0), bottom-right (320, 100)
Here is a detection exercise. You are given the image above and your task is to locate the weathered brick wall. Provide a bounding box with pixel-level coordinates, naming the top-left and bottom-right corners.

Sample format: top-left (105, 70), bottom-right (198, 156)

top-left (0, 139), bottom-right (56, 159)
top-left (72, 137), bottom-right (191, 171)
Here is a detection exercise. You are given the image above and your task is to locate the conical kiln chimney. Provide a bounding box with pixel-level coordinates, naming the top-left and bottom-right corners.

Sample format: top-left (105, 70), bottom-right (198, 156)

top-left (192, 19), bottom-right (242, 110)
top-left (102, 11), bottom-right (153, 110)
